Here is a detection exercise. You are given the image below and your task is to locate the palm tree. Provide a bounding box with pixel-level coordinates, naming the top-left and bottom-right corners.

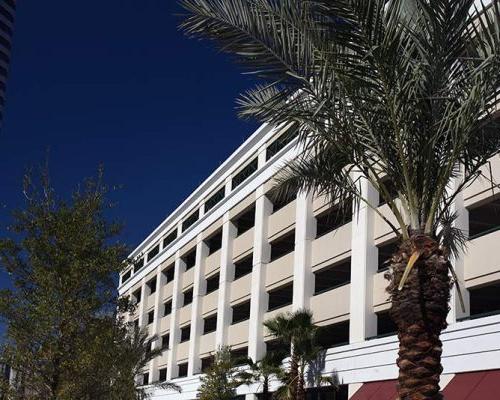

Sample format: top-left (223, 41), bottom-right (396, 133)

top-left (264, 310), bottom-right (322, 400)
top-left (238, 350), bottom-right (287, 400)
top-left (111, 325), bottom-right (181, 400)
top-left (179, 1), bottom-right (500, 398)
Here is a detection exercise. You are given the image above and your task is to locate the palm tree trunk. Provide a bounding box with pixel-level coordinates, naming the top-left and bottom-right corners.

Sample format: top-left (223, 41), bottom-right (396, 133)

top-left (387, 235), bottom-right (450, 400)
top-left (263, 376), bottom-right (269, 400)
top-left (290, 353), bottom-right (299, 400)
top-left (296, 368), bottom-right (306, 400)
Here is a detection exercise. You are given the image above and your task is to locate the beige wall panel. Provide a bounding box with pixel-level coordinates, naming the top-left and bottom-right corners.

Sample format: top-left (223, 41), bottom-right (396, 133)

top-left (464, 230), bottom-right (500, 285)
top-left (465, 272), bottom-right (500, 289)
top-left (161, 257), bottom-right (175, 269)
top-left (205, 250), bottom-right (221, 276)
top-left (177, 341), bottom-right (190, 362)
top-left (200, 332), bottom-right (216, 356)
top-left (146, 293), bottom-right (156, 310)
top-left (182, 268), bottom-right (195, 290)
top-left (202, 290), bottom-right (219, 315)
top-left (268, 202), bottom-right (296, 239)
top-left (373, 271), bottom-right (390, 308)
top-left (313, 194), bottom-right (330, 213)
top-left (228, 320), bottom-right (250, 346)
top-left (157, 353), bottom-right (168, 367)
top-left (464, 156), bottom-right (500, 206)
top-left (263, 178), bottom-right (276, 194)
top-left (374, 232), bottom-right (399, 247)
top-left (161, 281), bottom-right (174, 301)
top-left (202, 219), bottom-right (223, 240)
top-left (130, 281), bottom-right (142, 296)
top-left (374, 303), bottom-right (391, 313)
top-left (145, 269), bottom-right (157, 283)
top-left (374, 204), bottom-right (399, 241)
top-left (233, 228), bottom-right (254, 258)
top-left (230, 274), bottom-right (252, 303)
top-left (311, 223), bottom-right (352, 268)
top-left (179, 304), bottom-right (192, 325)
top-left (229, 193), bottom-right (256, 219)
top-left (180, 239), bottom-right (197, 257)
top-left (265, 252), bottom-right (295, 287)
top-left (311, 284), bottom-right (351, 324)
top-left (159, 315), bottom-right (171, 333)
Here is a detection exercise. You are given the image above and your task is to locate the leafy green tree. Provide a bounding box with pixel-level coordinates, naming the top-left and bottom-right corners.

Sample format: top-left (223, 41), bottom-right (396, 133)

top-left (197, 346), bottom-right (248, 400)
top-left (179, 1), bottom-right (500, 398)
top-left (0, 169), bottom-right (179, 400)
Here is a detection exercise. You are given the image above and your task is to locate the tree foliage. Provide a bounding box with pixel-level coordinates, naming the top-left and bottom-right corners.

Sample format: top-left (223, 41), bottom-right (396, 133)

top-left (179, 1), bottom-right (500, 397)
top-left (197, 346), bottom-right (248, 400)
top-left (179, 0), bottom-right (500, 245)
top-left (264, 310), bottom-right (337, 400)
top-left (0, 169), bottom-right (179, 400)
top-left (237, 350), bottom-right (287, 400)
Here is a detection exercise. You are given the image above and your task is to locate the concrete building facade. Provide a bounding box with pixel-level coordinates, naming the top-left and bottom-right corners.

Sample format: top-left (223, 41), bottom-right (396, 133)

top-left (118, 121), bottom-right (500, 399)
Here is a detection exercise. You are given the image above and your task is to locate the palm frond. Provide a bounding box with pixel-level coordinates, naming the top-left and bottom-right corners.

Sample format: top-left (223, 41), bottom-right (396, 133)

top-left (179, 0), bottom-right (324, 83)
top-left (180, 0), bottom-right (500, 243)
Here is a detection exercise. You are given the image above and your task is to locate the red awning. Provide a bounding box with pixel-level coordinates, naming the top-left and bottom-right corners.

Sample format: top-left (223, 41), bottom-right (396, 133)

top-left (350, 380), bottom-right (397, 400)
top-left (442, 370), bottom-right (500, 399)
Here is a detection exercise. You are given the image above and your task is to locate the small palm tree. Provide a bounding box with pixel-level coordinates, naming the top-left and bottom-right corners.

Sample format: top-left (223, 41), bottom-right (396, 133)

top-left (179, 1), bottom-right (500, 398)
top-left (238, 350), bottom-right (287, 400)
top-left (264, 310), bottom-right (321, 400)
top-left (114, 325), bottom-right (181, 400)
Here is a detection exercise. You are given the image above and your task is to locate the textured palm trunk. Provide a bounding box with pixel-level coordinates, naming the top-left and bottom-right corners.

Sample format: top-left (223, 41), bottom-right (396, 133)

top-left (290, 353), bottom-right (299, 400)
top-left (263, 376), bottom-right (269, 400)
top-left (296, 368), bottom-right (306, 400)
top-left (387, 235), bottom-right (451, 400)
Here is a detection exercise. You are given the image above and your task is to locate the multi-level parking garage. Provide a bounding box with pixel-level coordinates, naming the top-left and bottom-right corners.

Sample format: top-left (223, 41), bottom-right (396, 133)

top-left (118, 118), bottom-right (500, 399)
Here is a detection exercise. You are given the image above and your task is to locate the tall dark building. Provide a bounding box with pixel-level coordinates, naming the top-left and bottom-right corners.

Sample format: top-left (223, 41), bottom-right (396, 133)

top-left (0, 0), bottom-right (16, 125)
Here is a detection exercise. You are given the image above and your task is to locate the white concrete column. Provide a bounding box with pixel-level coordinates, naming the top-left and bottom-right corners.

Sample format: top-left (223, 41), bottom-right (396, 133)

top-left (167, 252), bottom-right (185, 380)
top-left (149, 266), bottom-right (164, 381)
top-left (225, 176), bottom-right (232, 196)
top-left (292, 192), bottom-right (315, 311)
top-left (137, 278), bottom-right (147, 327)
top-left (248, 186), bottom-right (272, 362)
top-left (188, 235), bottom-right (209, 375)
top-left (199, 201), bottom-right (206, 218)
top-left (349, 174), bottom-right (378, 343)
top-left (215, 212), bottom-right (237, 346)
top-left (257, 145), bottom-right (267, 168)
top-left (123, 284), bottom-right (131, 324)
top-left (447, 176), bottom-right (470, 324)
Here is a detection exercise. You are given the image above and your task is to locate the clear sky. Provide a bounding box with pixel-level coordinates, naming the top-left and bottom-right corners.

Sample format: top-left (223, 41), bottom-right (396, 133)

top-left (0, 1), bottom-right (259, 290)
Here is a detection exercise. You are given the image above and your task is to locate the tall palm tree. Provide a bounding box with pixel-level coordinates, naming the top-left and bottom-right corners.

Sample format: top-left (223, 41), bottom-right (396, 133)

top-left (179, 1), bottom-right (500, 398)
top-left (264, 310), bottom-right (320, 400)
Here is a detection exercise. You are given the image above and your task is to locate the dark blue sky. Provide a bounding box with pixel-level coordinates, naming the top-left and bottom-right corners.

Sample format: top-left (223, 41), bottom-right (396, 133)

top-left (0, 1), bottom-right (258, 288)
